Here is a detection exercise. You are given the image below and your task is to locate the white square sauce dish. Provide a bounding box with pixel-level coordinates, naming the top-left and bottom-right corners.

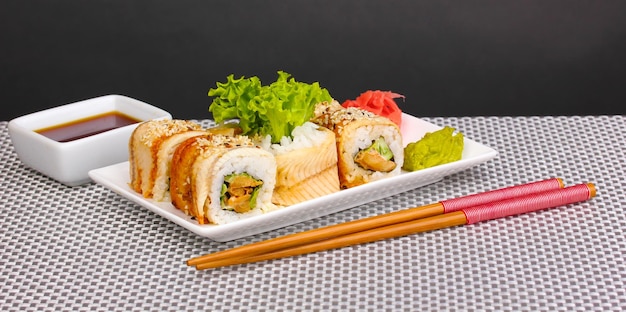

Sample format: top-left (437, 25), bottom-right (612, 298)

top-left (8, 94), bottom-right (172, 186)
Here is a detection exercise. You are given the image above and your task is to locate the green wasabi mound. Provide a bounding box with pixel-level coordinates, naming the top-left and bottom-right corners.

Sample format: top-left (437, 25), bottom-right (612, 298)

top-left (402, 126), bottom-right (464, 171)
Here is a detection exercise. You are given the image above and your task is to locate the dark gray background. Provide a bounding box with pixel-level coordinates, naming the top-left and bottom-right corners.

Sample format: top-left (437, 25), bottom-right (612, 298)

top-left (2, 0), bottom-right (625, 121)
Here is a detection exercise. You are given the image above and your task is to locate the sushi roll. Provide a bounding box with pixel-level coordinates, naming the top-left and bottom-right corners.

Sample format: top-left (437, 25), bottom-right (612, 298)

top-left (258, 122), bottom-right (340, 206)
top-left (170, 134), bottom-right (277, 225)
top-left (311, 101), bottom-right (404, 189)
top-left (128, 119), bottom-right (204, 199)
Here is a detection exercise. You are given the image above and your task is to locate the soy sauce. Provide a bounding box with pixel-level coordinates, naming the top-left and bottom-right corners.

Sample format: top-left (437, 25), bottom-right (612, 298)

top-left (36, 111), bottom-right (141, 142)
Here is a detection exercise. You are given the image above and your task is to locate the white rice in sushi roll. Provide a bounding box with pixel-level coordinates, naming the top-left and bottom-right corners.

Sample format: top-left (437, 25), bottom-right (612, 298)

top-left (193, 145), bottom-right (277, 224)
top-left (169, 134), bottom-right (277, 225)
top-left (340, 121), bottom-right (404, 185)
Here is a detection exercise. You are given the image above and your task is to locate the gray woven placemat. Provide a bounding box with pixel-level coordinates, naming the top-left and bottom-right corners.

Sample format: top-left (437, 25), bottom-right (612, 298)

top-left (1, 116), bottom-right (624, 312)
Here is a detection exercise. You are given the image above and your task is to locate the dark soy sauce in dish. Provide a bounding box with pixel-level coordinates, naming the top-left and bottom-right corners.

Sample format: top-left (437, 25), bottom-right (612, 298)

top-left (36, 111), bottom-right (141, 142)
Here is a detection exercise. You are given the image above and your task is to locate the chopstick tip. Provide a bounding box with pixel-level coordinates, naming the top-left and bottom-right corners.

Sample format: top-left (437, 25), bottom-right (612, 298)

top-left (186, 258), bottom-right (201, 266)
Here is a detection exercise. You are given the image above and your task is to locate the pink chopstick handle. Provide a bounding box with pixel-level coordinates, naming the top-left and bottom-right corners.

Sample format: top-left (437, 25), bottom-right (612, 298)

top-left (462, 183), bottom-right (595, 224)
top-left (441, 178), bottom-right (564, 213)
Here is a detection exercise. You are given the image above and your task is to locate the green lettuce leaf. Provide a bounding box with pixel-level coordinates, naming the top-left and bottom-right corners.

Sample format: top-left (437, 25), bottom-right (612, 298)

top-left (402, 126), bottom-right (464, 171)
top-left (208, 71), bottom-right (332, 143)
top-left (208, 74), bottom-right (263, 135)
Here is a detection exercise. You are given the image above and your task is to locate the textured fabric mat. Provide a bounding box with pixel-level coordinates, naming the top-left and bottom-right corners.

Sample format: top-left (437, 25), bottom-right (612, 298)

top-left (1, 116), bottom-right (624, 312)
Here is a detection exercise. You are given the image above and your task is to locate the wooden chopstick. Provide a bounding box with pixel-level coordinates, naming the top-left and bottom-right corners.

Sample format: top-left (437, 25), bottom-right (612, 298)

top-left (188, 178), bottom-right (564, 267)
top-left (191, 182), bottom-right (595, 270)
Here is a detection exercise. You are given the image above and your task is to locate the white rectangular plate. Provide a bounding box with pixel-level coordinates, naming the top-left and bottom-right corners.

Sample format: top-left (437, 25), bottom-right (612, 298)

top-left (89, 114), bottom-right (497, 242)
